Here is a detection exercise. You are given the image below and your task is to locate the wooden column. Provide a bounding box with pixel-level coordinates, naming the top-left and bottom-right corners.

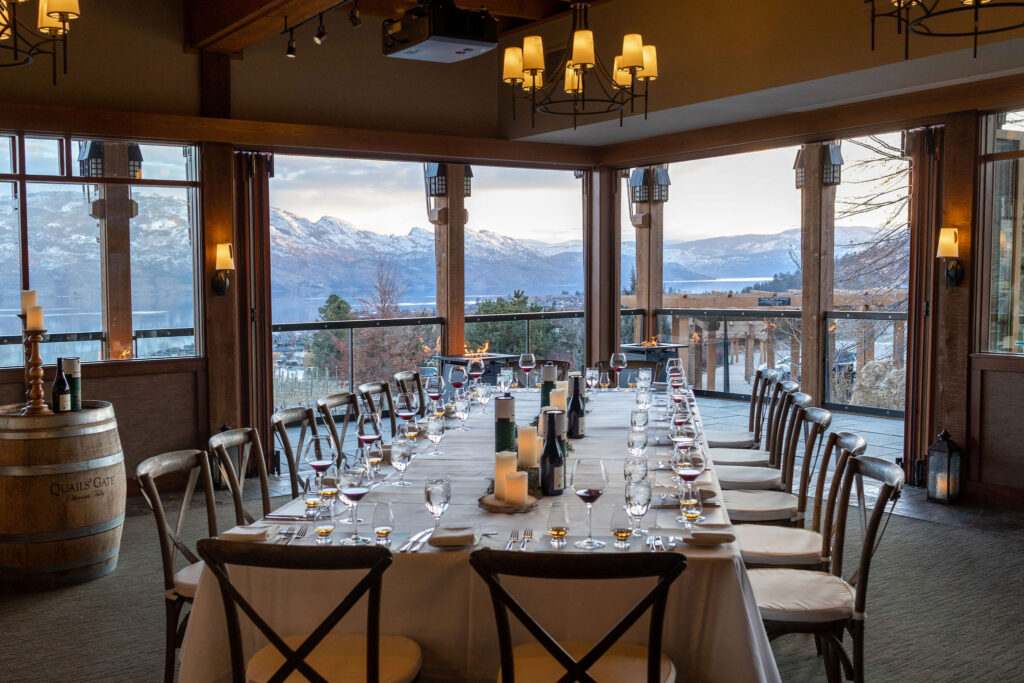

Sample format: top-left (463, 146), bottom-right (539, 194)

top-left (435, 165), bottom-right (466, 356)
top-left (744, 326), bottom-right (755, 382)
top-left (634, 168), bottom-right (665, 341)
top-left (893, 321), bottom-right (905, 369)
top-left (97, 144), bottom-right (135, 360)
top-left (705, 326), bottom-right (717, 391)
top-left (933, 113), bottom-right (977, 456)
top-left (200, 51), bottom-right (231, 119)
top-left (203, 143), bottom-right (242, 438)
top-left (800, 142), bottom-right (836, 402)
top-left (583, 167), bottom-right (620, 367)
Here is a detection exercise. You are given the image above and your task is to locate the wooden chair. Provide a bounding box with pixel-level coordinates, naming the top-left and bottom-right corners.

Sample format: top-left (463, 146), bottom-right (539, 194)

top-left (709, 379), bottom-right (798, 467)
top-left (394, 370), bottom-right (426, 418)
top-left (724, 408), bottom-right (840, 529)
top-left (705, 368), bottom-right (777, 449)
top-left (470, 548), bottom-right (685, 682)
top-left (208, 428), bottom-right (272, 526)
top-left (270, 406), bottom-right (319, 499)
top-left (316, 391), bottom-right (360, 467)
top-left (135, 449), bottom-right (217, 683)
top-left (358, 381), bottom-right (397, 438)
top-left (715, 383), bottom-right (802, 490)
top-left (748, 453), bottom-right (904, 683)
top-left (196, 540), bottom-right (422, 683)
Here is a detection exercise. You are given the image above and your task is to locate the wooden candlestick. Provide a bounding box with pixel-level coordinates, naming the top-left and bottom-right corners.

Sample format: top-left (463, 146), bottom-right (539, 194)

top-left (22, 329), bottom-right (52, 416)
top-left (17, 313), bottom-right (30, 398)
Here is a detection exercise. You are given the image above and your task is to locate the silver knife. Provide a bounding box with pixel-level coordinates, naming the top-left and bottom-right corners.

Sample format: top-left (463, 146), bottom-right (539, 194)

top-left (398, 528), bottom-right (433, 553)
top-left (409, 529), bottom-right (436, 553)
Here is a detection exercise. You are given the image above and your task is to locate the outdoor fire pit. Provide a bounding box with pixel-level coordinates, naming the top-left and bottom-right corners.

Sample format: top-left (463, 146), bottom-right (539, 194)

top-left (433, 352), bottom-right (519, 384)
top-left (621, 340), bottom-right (687, 380)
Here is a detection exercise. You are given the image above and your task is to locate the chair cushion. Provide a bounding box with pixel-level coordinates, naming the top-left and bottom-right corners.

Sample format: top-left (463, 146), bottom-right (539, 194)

top-left (503, 641), bottom-right (676, 683)
top-left (705, 429), bottom-right (756, 449)
top-left (749, 569), bottom-right (855, 623)
top-left (172, 561), bottom-right (204, 599)
top-left (722, 490), bottom-right (798, 522)
top-left (734, 525), bottom-right (823, 566)
top-left (247, 633), bottom-right (421, 683)
top-left (716, 465), bottom-right (782, 490)
top-left (709, 447), bottom-right (770, 467)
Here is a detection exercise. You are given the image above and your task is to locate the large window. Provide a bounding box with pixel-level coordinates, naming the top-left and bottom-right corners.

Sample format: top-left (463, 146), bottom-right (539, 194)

top-left (0, 134), bottom-right (199, 367)
top-left (268, 155), bottom-right (441, 410)
top-left (982, 111), bottom-right (1024, 354)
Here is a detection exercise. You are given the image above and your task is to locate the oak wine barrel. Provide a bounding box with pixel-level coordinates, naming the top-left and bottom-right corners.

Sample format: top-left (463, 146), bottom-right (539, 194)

top-left (0, 401), bottom-right (126, 587)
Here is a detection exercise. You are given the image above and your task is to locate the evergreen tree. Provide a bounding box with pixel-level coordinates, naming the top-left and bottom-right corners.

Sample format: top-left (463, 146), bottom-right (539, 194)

top-left (308, 294), bottom-right (354, 379)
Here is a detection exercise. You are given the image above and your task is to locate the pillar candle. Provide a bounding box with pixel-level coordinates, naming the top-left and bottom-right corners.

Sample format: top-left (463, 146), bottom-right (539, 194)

top-left (25, 306), bottom-right (44, 331)
top-left (494, 451), bottom-right (518, 501)
top-left (505, 471), bottom-right (528, 505)
top-left (518, 426), bottom-right (540, 467)
top-left (20, 290), bottom-right (37, 314)
top-left (556, 380), bottom-right (568, 394)
top-left (551, 389), bottom-right (567, 411)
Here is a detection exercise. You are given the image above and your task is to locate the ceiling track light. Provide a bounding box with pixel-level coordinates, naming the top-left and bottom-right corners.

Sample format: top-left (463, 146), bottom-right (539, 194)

top-left (286, 29), bottom-right (296, 57)
top-left (313, 14), bottom-right (327, 44)
top-left (349, 1), bottom-right (362, 28)
top-left (281, 1), bottom-right (360, 58)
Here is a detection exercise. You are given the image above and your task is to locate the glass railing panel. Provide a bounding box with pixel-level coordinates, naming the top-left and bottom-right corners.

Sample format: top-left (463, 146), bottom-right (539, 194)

top-left (465, 319), bottom-right (527, 357)
top-left (826, 312), bottom-right (907, 414)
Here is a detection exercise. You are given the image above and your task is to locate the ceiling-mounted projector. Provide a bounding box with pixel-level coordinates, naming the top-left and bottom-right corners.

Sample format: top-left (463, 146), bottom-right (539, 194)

top-left (382, 0), bottom-right (497, 64)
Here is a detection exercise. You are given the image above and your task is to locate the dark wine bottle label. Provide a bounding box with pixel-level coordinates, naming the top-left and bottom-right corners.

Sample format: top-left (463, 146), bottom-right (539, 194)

top-left (551, 464), bottom-right (564, 492)
top-left (59, 394), bottom-right (71, 412)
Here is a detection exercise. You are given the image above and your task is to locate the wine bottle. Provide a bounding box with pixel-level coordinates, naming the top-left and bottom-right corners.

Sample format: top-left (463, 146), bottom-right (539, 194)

top-left (540, 410), bottom-right (565, 497)
top-left (494, 394), bottom-right (517, 454)
top-left (567, 375), bottom-right (585, 439)
top-left (51, 357), bottom-right (71, 413)
top-left (540, 363), bottom-right (557, 408)
top-left (63, 357), bottom-right (82, 411)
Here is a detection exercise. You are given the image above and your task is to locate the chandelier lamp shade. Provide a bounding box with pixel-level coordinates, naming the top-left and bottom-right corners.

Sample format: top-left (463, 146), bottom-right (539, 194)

top-left (867, 0), bottom-right (1024, 59)
top-left (1, 0), bottom-right (81, 84)
top-left (500, 0), bottom-right (659, 129)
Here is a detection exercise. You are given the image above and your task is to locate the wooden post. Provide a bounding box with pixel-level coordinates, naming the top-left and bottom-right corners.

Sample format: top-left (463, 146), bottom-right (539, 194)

top-left (203, 143), bottom-right (242, 438)
top-left (634, 166), bottom-right (665, 342)
top-left (765, 325), bottom-right (776, 369)
top-left (435, 165), bottom-right (466, 356)
top-left (893, 321), bottom-right (905, 369)
top-left (705, 325), bottom-right (717, 391)
top-left (673, 314), bottom-right (690, 374)
top-left (692, 327), bottom-right (703, 389)
top-left (584, 167), bottom-right (620, 367)
top-left (97, 143), bottom-right (135, 360)
top-left (800, 142), bottom-right (836, 403)
top-left (744, 326), bottom-right (755, 382)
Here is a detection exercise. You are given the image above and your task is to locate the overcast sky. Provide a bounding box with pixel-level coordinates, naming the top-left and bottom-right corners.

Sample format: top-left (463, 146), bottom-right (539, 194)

top-left (269, 133), bottom-right (905, 244)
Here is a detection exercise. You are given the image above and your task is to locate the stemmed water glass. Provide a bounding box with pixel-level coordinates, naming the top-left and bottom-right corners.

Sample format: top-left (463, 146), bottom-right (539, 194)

top-left (390, 439), bottom-right (413, 486)
top-left (425, 414), bottom-right (446, 456)
top-left (625, 479), bottom-right (652, 536)
top-left (337, 468), bottom-right (372, 544)
top-left (424, 478), bottom-right (451, 529)
top-left (610, 352), bottom-right (628, 391)
top-left (585, 368), bottom-right (599, 392)
top-left (303, 434), bottom-right (338, 493)
top-left (473, 383), bottom-right (492, 415)
top-left (496, 367), bottom-right (513, 394)
top-left (519, 353), bottom-right (536, 392)
top-left (571, 459), bottom-right (608, 550)
top-left (453, 395), bottom-right (471, 431)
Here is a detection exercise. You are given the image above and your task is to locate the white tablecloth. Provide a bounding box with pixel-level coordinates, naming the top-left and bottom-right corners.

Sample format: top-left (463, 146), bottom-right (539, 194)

top-left (179, 391), bottom-right (780, 682)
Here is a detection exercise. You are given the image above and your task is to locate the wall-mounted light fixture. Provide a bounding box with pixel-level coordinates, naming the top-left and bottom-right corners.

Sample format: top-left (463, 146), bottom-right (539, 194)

top-left (213, 243), bottom-right (235, 296)
top-left (936, 228), bottom-right (964, 287)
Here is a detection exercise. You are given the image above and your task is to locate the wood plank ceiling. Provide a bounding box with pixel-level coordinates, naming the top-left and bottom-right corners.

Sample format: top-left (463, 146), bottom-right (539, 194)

top-left (187, 0), bottom-right (600, 55)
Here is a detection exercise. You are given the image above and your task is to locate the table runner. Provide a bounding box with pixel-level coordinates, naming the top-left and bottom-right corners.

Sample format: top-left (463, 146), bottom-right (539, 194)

top-left (179, 390), bottom-right (781, 682)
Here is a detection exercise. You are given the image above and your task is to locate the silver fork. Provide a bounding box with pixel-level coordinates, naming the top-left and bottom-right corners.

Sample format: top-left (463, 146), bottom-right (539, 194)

top-left (275, 526), bottom-right (295, 544)
top-left (653, 536), bottom-right (666, 552)
top-left (505, 529), bottom-right (520, 550)
top-left (519, 529), bottom-right (533, 551)
top-left (287, 526), bottom-right (308, 546)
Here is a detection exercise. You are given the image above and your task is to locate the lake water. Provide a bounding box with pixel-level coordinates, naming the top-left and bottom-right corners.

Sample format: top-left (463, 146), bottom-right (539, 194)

top-left (663, 277), bottom-right (773, 294)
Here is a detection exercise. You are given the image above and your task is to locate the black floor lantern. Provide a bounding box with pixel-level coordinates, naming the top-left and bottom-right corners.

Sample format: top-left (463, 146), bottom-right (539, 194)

top-left (926, 430), bottom-right (962, 504)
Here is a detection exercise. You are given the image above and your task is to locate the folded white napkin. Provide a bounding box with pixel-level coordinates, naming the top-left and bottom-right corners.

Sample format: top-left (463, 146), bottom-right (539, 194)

top-left (427, 526), bottom-right (480, 548)
top-left (684, 529), bottom-right (736, 546)
top-left (221, 524), bottom-right (281, 542)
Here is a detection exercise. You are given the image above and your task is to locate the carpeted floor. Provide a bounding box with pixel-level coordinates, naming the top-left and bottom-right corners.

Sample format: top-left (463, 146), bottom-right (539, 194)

top-left (2, 493), bottom-right (1023, 682)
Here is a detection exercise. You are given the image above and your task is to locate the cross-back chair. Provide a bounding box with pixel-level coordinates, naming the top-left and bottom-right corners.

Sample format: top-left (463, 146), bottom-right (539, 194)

top-left (705, 368), bottom-right (779, 449)
top-left (135, 449), bottom-right (218, 683)
top-left (709, 378), bottom-right (797, 468)
top-left (208, 428), bottom-right (272, 526)
top-left (470, 548), bottom-right (686, 682)
top-left (748, 451), bottom-right (904, 683)
top-left (716, 385), bottom-right (804, 491)
top-left (394, 370), bottom-right (427, 418)
top-left (270, 406), bottom-right (319, 499)
top-left (358, 381), bottom-right (398, 438)
top-left (196, 540), bottom-right (422, 683)
top-left (316, 391), bottom-right (360, 467)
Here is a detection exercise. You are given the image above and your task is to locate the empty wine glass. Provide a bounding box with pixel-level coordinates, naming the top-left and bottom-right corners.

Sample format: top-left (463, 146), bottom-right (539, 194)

top-left (453, 395), bottom-right (471, 431)
top-left (624, 453), bottom-right (649, 482)
top-left (666, 357), bottom-right (682, 379)
top-left (610, 352), bottom-right (627, 391)
top-left (519, 353), bottom-right (536, 392)
top-left (372, 502), bottom-right (394, 545)
top-left (390, 439), bottom-right (413, 486)
top-left (303, 435), bottom-right (338, 493)
top-left (547, 500), bottom-right (569, 548)
top-left (338, 468), bottom-right (372, 544)
top-left (571, 459), bottom-right (608, 550)
top-left (424, 478), bottom-right (451, 528)
top-left (627, 428), bottom-right (648, 458)
top-left (625, 479), bottom-right (652, 536)
top-left (425, 414), bottom-right (446, 456)
top-left (610, 506), bottom-right (633, 550)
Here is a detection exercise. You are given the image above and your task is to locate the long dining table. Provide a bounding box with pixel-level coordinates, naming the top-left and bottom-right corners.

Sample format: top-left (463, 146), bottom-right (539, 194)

top-left (179, 388), bottom-right (781, 682)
